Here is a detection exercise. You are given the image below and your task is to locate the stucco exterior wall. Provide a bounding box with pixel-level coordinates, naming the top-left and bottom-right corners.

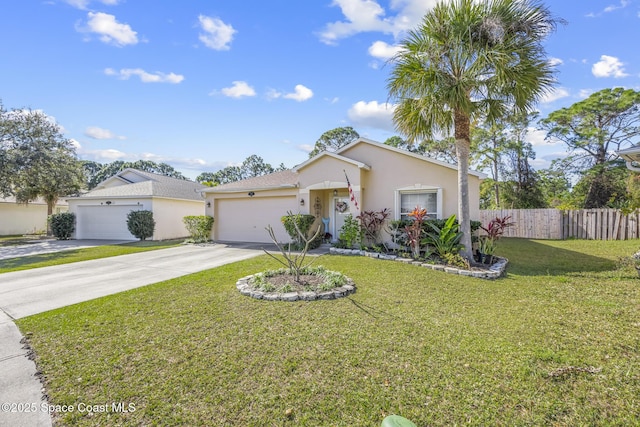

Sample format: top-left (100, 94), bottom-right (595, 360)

top-left (339, 142), bottom-right (482, 220)
top-left (0, 201), bottom-right (68, 235)
top-left (150, 198), bottom-right (205, 240)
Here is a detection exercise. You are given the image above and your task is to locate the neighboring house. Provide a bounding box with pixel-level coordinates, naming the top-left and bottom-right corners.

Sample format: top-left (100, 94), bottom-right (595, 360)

top-left (617, 146), bottom-right (640, 171)
top-left (203, 138), bottom-right (485, 244)
top-left (0, 196), bottom-right (68, 236)
top-left (67, 169), bottom-right (206, 240)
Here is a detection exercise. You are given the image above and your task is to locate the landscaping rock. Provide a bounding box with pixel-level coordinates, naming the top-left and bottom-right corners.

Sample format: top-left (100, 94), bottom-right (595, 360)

top-left (281, 292), bottom-right (299, 302)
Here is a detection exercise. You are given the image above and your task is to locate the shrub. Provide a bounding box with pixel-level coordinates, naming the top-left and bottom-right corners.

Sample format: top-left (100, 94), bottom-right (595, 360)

top-left (357, 208), bottom-right (391, 246)
top-left (423, 214), bottom-right (463, 257)
top-left (281, 213), bottom-right (316, 245)
top-left (405, 207), bottom-right (428, 259)
top-left (49, 212), bottom-right (75, 240)
top-left (127, 210), bottom-right (155, 241)
top-left (337, 214), bottom-right (362, 248)
top-left (183, 215), bottom-right (214, 243)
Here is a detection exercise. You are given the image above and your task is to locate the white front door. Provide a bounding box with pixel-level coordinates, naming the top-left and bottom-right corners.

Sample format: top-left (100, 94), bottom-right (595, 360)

top-left (332, 197), bottom-right (351, 240)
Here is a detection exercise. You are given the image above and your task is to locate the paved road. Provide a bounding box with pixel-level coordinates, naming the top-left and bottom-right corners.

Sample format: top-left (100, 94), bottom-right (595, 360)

top-left (0, 243), bottom-right (265, 427)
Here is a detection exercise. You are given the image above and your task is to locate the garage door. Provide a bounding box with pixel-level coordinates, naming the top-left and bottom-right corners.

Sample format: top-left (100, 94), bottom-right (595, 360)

top-left (76, 205), bottom-right (139, 240)
top-left (216, 196), bottom-right (298, 243)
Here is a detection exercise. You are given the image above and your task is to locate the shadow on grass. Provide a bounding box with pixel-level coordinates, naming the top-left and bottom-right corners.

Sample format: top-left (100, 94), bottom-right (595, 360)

top-left (499, 238), bottom-right (619, 276)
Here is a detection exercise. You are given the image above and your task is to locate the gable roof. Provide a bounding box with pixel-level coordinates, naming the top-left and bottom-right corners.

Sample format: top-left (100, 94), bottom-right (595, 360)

top-left (293, 151), bottom-right (371, 172)
top-left (202, 170), bottom-right (299, 193)
top-left (69, 168), bottom-right (207, 201)
top-left (336, 137), bottom-right (486, 178)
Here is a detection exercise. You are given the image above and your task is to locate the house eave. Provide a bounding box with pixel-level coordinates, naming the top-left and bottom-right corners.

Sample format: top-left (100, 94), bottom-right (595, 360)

top-left (203, 184), bottom-right (299, 194)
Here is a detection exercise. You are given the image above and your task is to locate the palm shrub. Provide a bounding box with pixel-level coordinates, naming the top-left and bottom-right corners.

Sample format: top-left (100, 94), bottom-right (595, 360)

top-left (424, 214), bottom-right (463, 258)
top-left (49, 212), bottom-right (75, 240)
top-left (127, 210), bottom-right (155, 241)
top-left (183, 215), bottom-right (214, 243)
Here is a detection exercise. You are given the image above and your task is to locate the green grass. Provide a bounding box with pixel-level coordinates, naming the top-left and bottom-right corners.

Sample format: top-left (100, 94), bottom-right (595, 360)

top-left (0, 240), bottom-right (183, 273)
top-left (16, 238), bottom-right (640, 426)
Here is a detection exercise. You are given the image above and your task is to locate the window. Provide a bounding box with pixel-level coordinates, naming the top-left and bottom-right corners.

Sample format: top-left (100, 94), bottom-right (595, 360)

top-left (397, 189), bottom-right (441, 221)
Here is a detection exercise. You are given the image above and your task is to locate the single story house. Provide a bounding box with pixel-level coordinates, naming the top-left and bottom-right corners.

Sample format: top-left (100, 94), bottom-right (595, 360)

top-left (67, 168), bottom-right (206, 240)
top-left (203, 138), bottom-right (485, 244)
top-left (0, 196), bottom-right (68, 236)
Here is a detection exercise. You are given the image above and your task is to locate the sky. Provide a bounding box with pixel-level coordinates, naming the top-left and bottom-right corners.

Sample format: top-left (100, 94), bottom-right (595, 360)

top-left (1, 0), bottom-right (639, 180)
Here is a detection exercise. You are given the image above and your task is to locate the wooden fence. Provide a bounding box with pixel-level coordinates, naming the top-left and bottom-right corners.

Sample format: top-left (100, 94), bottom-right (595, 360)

top-left (479, 209), bottom-right (640, 240)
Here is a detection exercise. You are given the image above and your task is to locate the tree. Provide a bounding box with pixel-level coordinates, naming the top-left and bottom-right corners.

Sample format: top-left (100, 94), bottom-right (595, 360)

top-left (540, 87), bottom-right (640, 208)
top-left (537, 167), bottom-right (571, 208)
top-left (86, 160), bottom-right (187, 189)
top-left (0, 105), bottom-right (84, 224)
top-left (308, 127), bottom-right (359, 158)
top-left (387, 0), bottom-right (560, 260)
top-left (196, 155), bottom-right (286, 186)
top-left (472, 121), bottom-right (508, 207)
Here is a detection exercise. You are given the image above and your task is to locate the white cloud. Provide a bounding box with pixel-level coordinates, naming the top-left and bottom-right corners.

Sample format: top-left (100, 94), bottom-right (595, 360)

top-left (548, 57), bottom-right (563, 67)
top-left (104, 68), bottom-right (184, 83)
top-left (284, 85), bottom-right (314, 102)
top-left (368, 40), bottom-right (403, 60)
top-left (297, 144), bottom-right (314, 153)
top-left (525, 127), bottom-right (562, 148)
top-left (64, 0), bottom-right (121, 9)
top-left (219, 81), bottom-right (256, 98)
top-left (319, 0), bottom-right (438, 45)
top-left (604, 0), bottom-right (630, 13)
top-left (592, 55), bottom-right (628, 78)
top-left (267, 85), bottom-right (314, 102)
top-left (540, 87), bottom-right (570, 103)
top-left (198, 15), bottom-right (236, 50)
top-left (84, 126), bottom-right (125, 140)
top-left (79, 12), bottom-right (138, 46)
top-left (347, 100), bottom-right (396, 131)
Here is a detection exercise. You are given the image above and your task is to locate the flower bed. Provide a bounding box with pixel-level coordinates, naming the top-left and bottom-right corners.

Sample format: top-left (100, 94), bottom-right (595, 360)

top-left (236, 267), bottom-right (356, 301)
top-left (328, 247), bottom-right (508, 279)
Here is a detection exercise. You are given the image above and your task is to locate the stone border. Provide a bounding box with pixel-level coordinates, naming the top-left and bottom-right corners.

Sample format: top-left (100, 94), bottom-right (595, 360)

top-left (328, 247), bottom-right (508, 279)
top-left (236, 274), bottom-right (357, 301)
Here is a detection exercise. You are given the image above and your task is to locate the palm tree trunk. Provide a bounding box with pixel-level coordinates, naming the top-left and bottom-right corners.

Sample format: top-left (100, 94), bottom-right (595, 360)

top-left (455, 109), bottom-right (473, 261)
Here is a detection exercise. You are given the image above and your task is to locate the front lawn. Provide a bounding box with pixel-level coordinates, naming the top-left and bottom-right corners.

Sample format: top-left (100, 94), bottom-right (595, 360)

top-left (17, 239), bottom-right (640, 426)
top-left (0, 240), bottom-right (183, 273)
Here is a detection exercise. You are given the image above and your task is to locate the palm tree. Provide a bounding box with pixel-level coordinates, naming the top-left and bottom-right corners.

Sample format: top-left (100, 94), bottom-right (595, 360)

top-left (387, 0), bottom-right (561, 260)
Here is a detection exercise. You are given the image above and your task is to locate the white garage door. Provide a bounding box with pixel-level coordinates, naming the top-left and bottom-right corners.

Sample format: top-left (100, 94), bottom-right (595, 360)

top-left (216, 196), bottom-right (298, 243)
top-left (76, 205), bottom-right (139, 240)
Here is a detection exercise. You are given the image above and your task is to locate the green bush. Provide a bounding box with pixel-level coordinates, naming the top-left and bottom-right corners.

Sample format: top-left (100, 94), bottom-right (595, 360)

top-left (49, 212), bottom-right (75, 240)
top-left (281, 213), bottom-right (317, 245)
top-left (183, 215), bottom-right (214, 243)
top-left (127, 210), bottom-right (155, 241)
top-left (337, 214), bottom-right (362, 249)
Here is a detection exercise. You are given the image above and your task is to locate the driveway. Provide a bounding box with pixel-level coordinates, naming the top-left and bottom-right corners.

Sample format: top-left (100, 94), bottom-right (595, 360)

top-left (0, 239), bottom-right (133, 261)
top-left (0, 243), bottom-right (266, 427)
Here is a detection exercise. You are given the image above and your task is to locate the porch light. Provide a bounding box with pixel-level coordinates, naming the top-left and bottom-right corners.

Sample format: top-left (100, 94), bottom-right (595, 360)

top-left (300, 198), bottom-right (305, 206)
top-left (333, 189), bottom-right (337, 196)
top-left (206, 202), bottom-right (211, 207)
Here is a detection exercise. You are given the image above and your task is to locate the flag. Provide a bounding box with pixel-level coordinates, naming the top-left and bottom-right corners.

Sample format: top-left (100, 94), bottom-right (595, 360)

top-left (344, 170), bottom-right (359, 211)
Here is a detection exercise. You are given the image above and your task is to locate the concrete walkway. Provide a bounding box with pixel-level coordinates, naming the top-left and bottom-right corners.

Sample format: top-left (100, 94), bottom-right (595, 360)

top-left (0, 243), bottom-right (266, 427)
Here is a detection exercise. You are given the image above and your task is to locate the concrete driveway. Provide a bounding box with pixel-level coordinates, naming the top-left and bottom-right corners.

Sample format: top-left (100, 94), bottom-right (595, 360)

top-left (0, 243), bottom-right (265, 427)
top-left (0, 239), bottom-right (132, 261)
